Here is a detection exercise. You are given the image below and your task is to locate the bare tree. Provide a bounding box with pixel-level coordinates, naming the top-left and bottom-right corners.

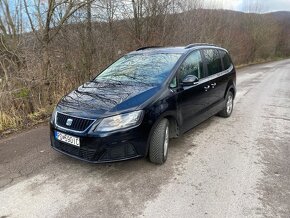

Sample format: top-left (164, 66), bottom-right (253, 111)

top-left (0, 0), bottom-right (24, 87)
top-left (119, 0), bottom-right (176, 46)
top-left (23, 0), bottom-right (93, 77)
top-left (23, 0), bottom-right (93, 103)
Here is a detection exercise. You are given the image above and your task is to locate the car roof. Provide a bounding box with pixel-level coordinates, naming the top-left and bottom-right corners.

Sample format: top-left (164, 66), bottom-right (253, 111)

top-left (128, 44), bottom-right (227, 55)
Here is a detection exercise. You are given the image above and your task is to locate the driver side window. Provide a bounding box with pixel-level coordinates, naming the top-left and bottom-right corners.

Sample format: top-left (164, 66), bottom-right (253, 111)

top-left (178, 51), bottom-right (203, 82)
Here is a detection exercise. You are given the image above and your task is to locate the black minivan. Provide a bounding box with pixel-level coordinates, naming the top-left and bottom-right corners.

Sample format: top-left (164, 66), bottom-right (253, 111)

top-left (50, 44), bottom-right (236, 164)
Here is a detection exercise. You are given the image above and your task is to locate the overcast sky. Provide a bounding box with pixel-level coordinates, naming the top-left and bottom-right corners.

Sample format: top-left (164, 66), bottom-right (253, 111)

top-left (204, 0), bottom-right (290, 12)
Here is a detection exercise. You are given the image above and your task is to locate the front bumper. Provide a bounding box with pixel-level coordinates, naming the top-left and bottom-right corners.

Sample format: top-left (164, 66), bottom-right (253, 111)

top-left (50, 123), bottom-right (151, 163)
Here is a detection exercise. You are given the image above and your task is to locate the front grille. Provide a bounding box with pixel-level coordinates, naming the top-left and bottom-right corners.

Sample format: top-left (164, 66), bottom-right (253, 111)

top-left (53, 139), bottom-right (139, 162)
top-left (56, 112), bottom-right (95, 132)
top-left (100, 143), bottom-right (137, 161)
top-left (55, 141), bottom-right (97, 161)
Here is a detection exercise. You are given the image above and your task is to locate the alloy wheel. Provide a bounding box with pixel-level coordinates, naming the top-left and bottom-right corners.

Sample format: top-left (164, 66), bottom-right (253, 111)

top-left (164, 126), bottom-right (169, 158)
top-left (226, 94), bottom-right (233, 115)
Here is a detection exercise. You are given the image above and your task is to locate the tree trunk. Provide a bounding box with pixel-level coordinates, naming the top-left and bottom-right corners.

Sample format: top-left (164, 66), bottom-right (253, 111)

top-left (85, 0), bottom-right (93, 76)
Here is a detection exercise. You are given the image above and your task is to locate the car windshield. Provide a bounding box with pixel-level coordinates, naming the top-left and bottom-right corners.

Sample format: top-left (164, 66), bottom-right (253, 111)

top-left (94, 53), bottom-right (181, 85)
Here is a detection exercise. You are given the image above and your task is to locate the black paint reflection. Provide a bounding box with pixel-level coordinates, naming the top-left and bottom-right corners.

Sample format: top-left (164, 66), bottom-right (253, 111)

top-left (59, 53), bottom-right (181, 115)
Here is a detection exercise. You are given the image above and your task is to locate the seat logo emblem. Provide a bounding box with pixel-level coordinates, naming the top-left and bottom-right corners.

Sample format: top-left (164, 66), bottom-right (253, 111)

top-left (66, 118), bottom-right (73, 126)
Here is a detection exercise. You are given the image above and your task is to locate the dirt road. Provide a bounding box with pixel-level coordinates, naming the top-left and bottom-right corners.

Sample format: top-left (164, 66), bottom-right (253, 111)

top-left (1, 59), bottom-right (290, 218)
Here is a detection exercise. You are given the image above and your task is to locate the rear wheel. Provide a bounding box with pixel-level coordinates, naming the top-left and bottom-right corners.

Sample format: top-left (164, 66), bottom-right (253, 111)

top-left (219, 91), bottom-right (234, 118)
top-left (149, 119), bottom-right (169, 164)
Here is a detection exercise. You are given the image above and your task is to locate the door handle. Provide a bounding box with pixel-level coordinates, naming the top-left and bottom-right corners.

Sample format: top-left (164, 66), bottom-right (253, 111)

top-left (211, 83), bottom-right (216, 88)
top-left (204, 85), bottom-right (210, 91)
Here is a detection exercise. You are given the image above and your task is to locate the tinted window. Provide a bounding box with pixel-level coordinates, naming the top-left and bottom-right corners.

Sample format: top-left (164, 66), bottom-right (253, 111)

top-left (203, 49), bottom-right (222, 76)
top-left (95, 53), bottom-right (181, 85)
top-left (178, 51), bottom-right (204, 82)
top-left (220, 50), bottom-right (232, 70)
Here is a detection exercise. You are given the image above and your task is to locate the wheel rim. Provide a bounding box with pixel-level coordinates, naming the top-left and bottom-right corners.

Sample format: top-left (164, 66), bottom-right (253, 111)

top-left (164, 126), bottom-right (169, 158)
top-left (226, 94), bottom-right (233, 115)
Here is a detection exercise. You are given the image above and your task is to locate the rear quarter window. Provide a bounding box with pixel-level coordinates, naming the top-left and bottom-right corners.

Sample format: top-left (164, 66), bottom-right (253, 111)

top-left (203, 49), bottom-right (222, 76)
top-left (219, 50), bottom-right (232, 70)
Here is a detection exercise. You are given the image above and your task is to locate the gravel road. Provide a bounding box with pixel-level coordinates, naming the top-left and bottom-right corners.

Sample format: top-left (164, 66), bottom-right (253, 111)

top-left (1, 59), bottom-right (290, 218)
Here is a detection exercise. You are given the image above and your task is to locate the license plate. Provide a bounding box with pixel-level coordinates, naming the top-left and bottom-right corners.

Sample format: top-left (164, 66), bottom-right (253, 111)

top-left (55, 131), bottom-right (80, 147)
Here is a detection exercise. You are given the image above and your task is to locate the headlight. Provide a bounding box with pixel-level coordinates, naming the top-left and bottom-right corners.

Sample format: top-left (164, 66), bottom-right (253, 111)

top-left (95, 110), bottom-right (144, 132)
top-left (50, 107), bottom-right (57, 124)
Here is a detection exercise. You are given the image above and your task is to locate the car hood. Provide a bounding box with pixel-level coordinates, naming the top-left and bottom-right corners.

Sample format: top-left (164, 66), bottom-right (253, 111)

top-left (57, 81), bottom-right (161, 118)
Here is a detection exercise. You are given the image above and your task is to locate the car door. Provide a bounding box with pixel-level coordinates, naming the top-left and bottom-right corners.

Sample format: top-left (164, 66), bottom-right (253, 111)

top-left (218, 49), bottom-right (235, 99)
top-left (176, 50), bottom-right (212, 132)
top-left (201, 49), bottom-right (226, 110)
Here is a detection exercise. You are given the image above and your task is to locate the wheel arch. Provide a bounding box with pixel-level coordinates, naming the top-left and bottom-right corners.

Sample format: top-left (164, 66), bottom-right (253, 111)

top-left (225, 80), bottom-right (236, 99)
top-left (145, 111), bottom-right (179, 157)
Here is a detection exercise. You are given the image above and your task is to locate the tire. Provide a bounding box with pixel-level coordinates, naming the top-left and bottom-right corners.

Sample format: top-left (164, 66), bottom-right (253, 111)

top-left (149, 119), bottom-right (169, 164)
top-left (218, 91), bottom-right (234, 118)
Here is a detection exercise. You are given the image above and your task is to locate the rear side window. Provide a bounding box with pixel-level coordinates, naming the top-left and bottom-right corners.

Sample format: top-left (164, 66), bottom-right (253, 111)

top-left (220, 50), bottom-right (232, 70)
top-left (203, 49), bottom-right (222, 76)
top-left (178, 50), bottom-right (204, 82)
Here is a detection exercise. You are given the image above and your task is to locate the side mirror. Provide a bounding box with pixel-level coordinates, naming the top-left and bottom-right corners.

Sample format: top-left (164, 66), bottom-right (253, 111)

top-left (181, 75), bottom-right (199, 86)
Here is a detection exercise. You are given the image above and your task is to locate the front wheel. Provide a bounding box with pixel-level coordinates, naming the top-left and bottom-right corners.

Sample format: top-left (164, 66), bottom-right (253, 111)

top-left (218, 91), bottom-right (234, 118)
top-left (149, 119), bottom-right (169, 164)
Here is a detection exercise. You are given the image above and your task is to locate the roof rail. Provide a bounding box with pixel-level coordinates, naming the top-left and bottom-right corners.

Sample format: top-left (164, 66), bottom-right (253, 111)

top-left (136, 46), bottom-right (162, 51)
top-left (185, 43), bottom-right (217, 49)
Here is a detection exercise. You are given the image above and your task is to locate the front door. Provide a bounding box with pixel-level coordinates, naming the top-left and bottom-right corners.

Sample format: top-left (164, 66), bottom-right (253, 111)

top-left (176, 50), bottom-right (212, 132)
